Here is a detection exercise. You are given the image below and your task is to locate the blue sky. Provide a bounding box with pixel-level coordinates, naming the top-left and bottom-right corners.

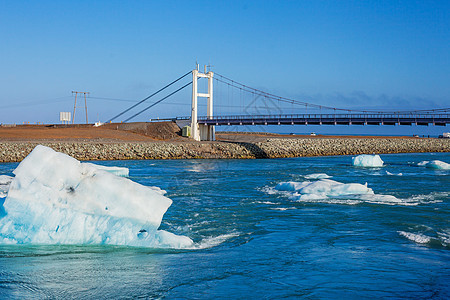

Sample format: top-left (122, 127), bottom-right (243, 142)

top-left (0, 1), bottom-right (448, 135)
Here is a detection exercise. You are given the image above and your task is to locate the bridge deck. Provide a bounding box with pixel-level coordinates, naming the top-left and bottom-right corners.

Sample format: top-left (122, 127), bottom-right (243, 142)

top-left (181, 114), bottom-right (450, 126)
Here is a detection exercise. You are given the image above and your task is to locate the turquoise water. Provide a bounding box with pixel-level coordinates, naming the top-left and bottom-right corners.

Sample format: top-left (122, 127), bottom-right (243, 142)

top-left (0, 153), bottom-right (449, 298)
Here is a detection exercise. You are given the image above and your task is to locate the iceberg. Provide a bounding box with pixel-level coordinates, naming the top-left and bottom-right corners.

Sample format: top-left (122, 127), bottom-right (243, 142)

top-left (0, 145), bottom-right (193, 248)
top-left (276, 179), bottom-right (372, 198)
top-left (352, 154), bottom-right (384, 167)
top-left (274, 178), bottom-right (405, 205)
top-left (418, 160), bottom-right (450, 170)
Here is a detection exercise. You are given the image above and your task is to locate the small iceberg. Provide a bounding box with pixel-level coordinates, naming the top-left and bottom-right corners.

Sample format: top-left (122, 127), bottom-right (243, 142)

top-left (273, 178), bottom-right (404, 205)
top-left (276, 179), bottom-right (372, 198)
top-left (0, 145), bottom-right (193, 248)
top-left (304, 173), bottom-right (331, 179)
top-left (418, 160), bottom-right (450, 170)
top-left (352, 154), bottom-right (384, 167)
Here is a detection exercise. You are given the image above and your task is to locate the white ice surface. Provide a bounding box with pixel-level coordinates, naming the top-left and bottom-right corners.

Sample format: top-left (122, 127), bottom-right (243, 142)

top-left (274, 178), bottom-right (407, 205)
top-left (0, 145), bottom-right (193, 248)
top-left (352, 154), bottom-right (384, 167)
top-left (304, 173), bottom-right (331, 179)
top-left (84, 163), bottom-right (129, 177)
top-left (418, 160), bottom-right (450, 170)
top-left (0, 175), bottom-right (13, 198)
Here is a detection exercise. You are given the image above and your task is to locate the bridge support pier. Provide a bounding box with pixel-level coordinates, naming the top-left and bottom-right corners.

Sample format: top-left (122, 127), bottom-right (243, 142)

top-left (191, 67), bottom-right (214, 141)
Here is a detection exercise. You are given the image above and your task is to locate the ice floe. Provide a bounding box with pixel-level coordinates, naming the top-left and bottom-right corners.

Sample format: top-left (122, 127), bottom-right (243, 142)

top-left (271, 178), bottom-right (414, 205)
top-left (0, 145), bottom-right (193, 248)
top-left (352, 154), bottom-right (384, 167)
top-left (418, 160), bottom-right (450, 170)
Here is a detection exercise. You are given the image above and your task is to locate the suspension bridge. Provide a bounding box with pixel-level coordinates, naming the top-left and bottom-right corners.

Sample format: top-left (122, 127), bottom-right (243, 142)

top-left (105, 67), bottom-right (450, 141)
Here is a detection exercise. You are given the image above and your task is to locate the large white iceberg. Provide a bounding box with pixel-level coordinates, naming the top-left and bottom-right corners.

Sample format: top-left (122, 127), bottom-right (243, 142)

top-left (418, 160), bottom-right (450, 170)
top-left (0, 145), bottom-right (193, 248)
top-left (352, 154), bottom-right (384, 167)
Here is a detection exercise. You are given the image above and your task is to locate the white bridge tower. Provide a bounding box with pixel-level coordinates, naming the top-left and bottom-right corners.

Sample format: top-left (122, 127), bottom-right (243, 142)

top-left (191, 66), bottom-right (214, 141)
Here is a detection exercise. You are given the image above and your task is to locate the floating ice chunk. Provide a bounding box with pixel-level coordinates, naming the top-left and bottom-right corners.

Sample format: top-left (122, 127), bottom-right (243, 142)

top-left (418, 160), bottom-right (450, 170)
top-left (84, 163), bottom-right (129, 177)
top-left (276, 179), bottom-right (372, 197)
top-left (0, 145), bottom-right (193, 248)
top-left (304, 173), bottom-right (331, 179)
top-left (271, 178), bottom-right (407, 205)
top-left (352, 154), bottom-right (384, 167)
top-left (0, 175), bottom-right (13, 198)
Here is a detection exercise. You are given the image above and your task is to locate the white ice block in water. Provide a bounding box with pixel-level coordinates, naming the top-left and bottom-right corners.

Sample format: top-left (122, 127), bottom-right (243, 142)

top-left (0, 145), bottom-right (193, 248)
top-left (84, 163), bottom-right (129, 177)
top-left (418, 160), bottom-right (450, 170)
top-left (273, 178), bottom-right (409, 205)
top-left (352, 154), bottom-right (384, 167)
top-left (277, 179), bottom-right (372, 197)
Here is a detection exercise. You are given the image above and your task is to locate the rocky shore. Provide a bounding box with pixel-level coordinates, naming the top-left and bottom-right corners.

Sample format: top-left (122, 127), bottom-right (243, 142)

top-left (0, 137), bottom-right (449, 162)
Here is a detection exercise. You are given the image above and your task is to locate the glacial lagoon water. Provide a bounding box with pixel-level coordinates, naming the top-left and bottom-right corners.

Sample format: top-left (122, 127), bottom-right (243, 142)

top-left (0, 152), bottom-right (449, 298)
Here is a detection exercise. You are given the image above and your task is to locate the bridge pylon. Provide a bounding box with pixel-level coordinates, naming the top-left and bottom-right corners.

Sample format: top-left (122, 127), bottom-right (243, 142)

top-left (191, 67), bottom-right (214, 141)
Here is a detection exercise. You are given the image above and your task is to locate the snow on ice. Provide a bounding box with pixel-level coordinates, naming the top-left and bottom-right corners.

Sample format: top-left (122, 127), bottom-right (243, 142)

top-left (0, 145), bottom-right (193, 248)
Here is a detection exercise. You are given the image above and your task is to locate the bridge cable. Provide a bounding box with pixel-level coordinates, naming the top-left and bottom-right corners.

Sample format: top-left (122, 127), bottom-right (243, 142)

top-left (123, 81), bottom-right (192, 123)
top-left (106, 71), bottom-right (191, 123)
top-left (214, 73), bottom-right (449, 115)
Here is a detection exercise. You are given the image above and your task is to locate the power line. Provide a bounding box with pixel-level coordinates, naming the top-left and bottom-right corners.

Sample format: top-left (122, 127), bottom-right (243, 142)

top-left (0, 97), bottom-right (71, 109)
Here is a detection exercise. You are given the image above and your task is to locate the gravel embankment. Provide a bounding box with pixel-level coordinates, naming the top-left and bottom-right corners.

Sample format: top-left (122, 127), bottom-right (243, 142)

top-left (0, 138), bottom-right (449, 162)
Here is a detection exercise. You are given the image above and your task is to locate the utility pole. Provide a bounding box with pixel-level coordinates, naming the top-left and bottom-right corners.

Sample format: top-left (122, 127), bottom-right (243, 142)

top-left (72, 91), bottom-right (89, 124)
